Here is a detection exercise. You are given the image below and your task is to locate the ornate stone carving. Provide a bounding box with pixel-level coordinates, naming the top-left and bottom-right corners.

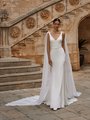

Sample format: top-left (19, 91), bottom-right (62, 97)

top-left (33, 32), bottom-right (41, 37)
top-left (0, 9), bottom-right (9, 22)
top-left (55, 3), bottom-right (65, 12)
top-left (40, 9), bottom-right (50, 20)
top-left (0, 0), bottom-right (7, 7)
top-left (0, 1), bottom-right (9, 22)
top-left (69, 0), bottom-right (79, 6)
top-left (10, 26), bottom-right (21, 38)
top-left (26, 17), bottom-right (36, 29)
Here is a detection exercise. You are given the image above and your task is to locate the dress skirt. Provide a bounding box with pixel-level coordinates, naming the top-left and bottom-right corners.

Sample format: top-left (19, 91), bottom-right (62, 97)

top-left (44, 47), bottom-right (67, 109)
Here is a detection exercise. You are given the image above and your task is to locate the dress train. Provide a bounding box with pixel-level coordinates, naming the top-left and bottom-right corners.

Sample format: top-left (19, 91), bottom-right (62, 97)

top-left (6, 31), bottom-right (81, 109)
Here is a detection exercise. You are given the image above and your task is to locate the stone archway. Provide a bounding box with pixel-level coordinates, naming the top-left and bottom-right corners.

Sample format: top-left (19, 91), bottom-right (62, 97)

top-left (78, 15), bottom-right (90, 65)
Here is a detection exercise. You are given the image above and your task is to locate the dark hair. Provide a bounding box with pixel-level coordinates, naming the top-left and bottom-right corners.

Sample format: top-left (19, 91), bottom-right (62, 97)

top-left (53, 18), bottom-right (61, 24)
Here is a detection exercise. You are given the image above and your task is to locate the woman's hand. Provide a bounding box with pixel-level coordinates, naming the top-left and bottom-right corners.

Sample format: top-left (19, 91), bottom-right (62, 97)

top-left (48, 58), bottom-right (52, 66)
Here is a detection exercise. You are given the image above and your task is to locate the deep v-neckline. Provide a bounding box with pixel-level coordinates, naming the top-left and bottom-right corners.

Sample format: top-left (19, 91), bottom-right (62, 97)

top-left (49, 31), bottom-right (62, 41)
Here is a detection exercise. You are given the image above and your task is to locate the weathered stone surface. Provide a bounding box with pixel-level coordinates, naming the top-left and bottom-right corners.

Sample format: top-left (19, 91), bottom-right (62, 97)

top-left (0, 65), bottom-right (90, 120)
top-left (0, 0), bottom-right (90, 71)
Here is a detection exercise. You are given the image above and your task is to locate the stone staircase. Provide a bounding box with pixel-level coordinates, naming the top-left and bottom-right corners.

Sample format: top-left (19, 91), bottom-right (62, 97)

top-left (0, 0), bottom-right (89, 91)
top-left (0, 58), bottom-right (42, 91)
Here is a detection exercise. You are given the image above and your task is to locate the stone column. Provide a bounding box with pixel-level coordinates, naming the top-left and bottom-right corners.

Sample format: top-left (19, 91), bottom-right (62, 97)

top-left (0, 27), bottom-right (11, 58)
top-left (72, 48), bottom-right (80, 71)
top-left (68, 43), bottom-right (80, 71)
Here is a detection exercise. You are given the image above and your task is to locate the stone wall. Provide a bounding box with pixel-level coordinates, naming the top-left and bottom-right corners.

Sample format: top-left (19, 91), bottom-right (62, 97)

top-left (0, 0), bottom-right (50, 21)
top-left (11, 30), bottom-right (45, 64)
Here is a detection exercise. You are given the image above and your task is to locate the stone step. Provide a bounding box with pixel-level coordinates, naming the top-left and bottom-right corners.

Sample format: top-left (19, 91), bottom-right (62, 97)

top-left (0, 71), bottom-right (42, 83)
top-left (0, 58), bottom-right (42, 91)
top-left (0, 60), bottom-right (31, 67)
top-left (0, 58), bottom-right (31, 67)
top-left (0, 79), bottom-right (42, 91)
top-left (0, 64), bottom-right (41, 75)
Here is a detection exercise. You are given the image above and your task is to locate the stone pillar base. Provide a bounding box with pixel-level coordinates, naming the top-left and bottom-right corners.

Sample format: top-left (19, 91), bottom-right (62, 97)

top-left (70, 49), bottom-right (80, 71)
top-left (72, 62), bottom-right (80, 71)
top-left (0, 46), bottom-right (11, 58)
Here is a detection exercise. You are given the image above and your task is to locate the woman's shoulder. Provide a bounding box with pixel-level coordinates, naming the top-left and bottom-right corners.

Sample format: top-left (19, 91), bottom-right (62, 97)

top-left (46, 31), bottom-right (50, 35)
top-left (61, 31), bottom-right (65, 38)
top-left (46, 31), bottom-right (50, 39)
top-left (61, 31), bottom-right (65, 34)
top-left (46, 31), bottom-right (52, 37)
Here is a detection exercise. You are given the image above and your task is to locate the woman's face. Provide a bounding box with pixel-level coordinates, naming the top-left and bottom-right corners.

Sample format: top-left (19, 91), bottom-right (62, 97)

top-left (53, 20), bottom-right (60, 30)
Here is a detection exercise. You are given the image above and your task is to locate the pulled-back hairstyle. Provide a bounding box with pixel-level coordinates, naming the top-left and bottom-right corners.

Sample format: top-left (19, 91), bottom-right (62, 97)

top-left (53, 18), bottom-right (61, 24)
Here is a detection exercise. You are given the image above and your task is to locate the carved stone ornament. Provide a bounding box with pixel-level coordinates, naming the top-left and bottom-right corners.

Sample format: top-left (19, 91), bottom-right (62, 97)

top-left (33, 32), bottom-right (41, 37)
top-left (0, 9), bottom-right (9, 22)
top-left (10, 26), bottom-right (21, 38)
top-left (40, 9), bottom-right (50, 20)
top-left (69, 0), bottom-right (79, 6)
top-left (26, 17), bottom-right (36, 29)
top-left (55, 3), bottom-right (65, 12)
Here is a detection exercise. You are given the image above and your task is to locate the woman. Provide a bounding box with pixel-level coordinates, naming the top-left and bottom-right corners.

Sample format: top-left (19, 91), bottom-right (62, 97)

top-left (38, 18), bottom-right (81, 110)
top-left (6, 18), bottom-right (81, 110)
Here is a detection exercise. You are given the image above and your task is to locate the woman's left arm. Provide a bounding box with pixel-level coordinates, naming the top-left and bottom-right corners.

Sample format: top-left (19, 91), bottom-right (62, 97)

top-left (62, 32), bottom-right (65, 52)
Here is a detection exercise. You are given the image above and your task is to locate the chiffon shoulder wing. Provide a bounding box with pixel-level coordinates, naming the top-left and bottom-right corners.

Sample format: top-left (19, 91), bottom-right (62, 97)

top-left (6, 32), bottom-right (51, 106)
top-left (64, 36), bottom-right (81, 98)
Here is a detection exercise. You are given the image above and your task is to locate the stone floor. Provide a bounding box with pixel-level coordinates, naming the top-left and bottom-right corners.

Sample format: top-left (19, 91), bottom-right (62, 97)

top-left (0, 65), bottom-right (90, 120)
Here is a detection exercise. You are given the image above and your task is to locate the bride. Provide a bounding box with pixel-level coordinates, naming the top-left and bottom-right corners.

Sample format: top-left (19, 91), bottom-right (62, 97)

top-left (6, 18), bottom-right (81, 110)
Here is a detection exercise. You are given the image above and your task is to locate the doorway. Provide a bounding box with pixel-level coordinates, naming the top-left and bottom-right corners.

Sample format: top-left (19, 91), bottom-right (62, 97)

top-left (78, 15), bottom-right (90, 65)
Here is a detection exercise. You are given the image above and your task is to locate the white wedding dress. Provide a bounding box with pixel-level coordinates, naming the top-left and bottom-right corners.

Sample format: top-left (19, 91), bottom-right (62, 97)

top-left (42, 31), bottom-right (67, 109)
top-left (6, 31), bottom-right (81, 110)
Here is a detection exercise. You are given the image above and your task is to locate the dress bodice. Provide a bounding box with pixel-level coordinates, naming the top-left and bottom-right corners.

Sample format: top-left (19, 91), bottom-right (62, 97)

top-left (48, 31), bottom-right (62, 49)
